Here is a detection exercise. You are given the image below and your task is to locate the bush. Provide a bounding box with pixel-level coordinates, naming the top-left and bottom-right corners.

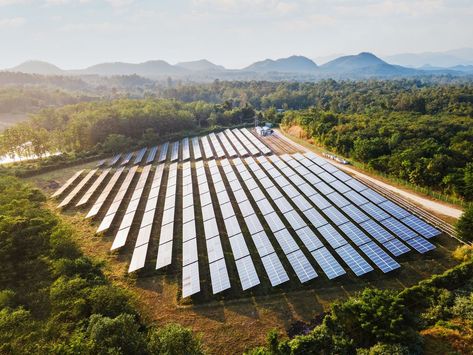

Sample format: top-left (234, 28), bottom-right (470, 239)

top-left (457, 205), bottom-right (473, 243)
top-left (147, 323), bottom-right (204, 355)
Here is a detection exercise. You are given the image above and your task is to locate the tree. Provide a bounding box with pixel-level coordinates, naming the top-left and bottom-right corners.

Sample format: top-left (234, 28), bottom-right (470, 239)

top-left (147, 323), bottom-right (204, 355)
top-left (457, 205), bottom-right (473, 243)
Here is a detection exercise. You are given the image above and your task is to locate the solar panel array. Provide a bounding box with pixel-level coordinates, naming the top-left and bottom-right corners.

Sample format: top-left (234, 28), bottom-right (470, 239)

top-left (53, 127), bottom-right (445, 299)
top-left (156, 162), bottom-right (178, 269)
top-left (207, 159), bottom-right (260, 290)
top-left (181, 161), bottom-right (200, 297)
top-left (195, 160), bottom-right (231, 294)
top-left (111, 165), bottom-right (152, 250)
top-left (128, 164), bottom-right (165, 272)
top-left (97, 165), bottom-right (138, 233)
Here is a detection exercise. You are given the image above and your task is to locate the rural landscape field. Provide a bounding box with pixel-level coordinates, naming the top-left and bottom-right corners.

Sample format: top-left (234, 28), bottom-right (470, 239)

top-left (1, 1), bottom-right (473, 354)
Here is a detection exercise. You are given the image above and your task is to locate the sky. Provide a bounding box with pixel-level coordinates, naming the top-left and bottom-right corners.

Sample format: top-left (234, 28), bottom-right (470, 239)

top-left (0, 0), bottom-right (472, 69)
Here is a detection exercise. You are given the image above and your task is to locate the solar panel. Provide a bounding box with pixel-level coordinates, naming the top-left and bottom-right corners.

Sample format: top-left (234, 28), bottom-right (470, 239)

top-left (401, 215), bottom-right (441, 238)
top-left (302, 208), bottom-right (328, 228)
top-left (251, 231), bottom-right (275, 257)
top-left (266, 186), bottom-right (283, 200)
top-left (182, 262), bottom-right (200, 298)
top-left (360, 219), bottom-right (394, 243)
top-left (224, 215), bottom-right (241, 237)
top-left (339, 222), bottom-right (371, 246)
top-left (209, 258), bottom-right (231, 294)
top-left (233, 129), bottom-right (259, 155)
top-left (133, 147), bottom-right (147, 165)
top-left (314, 181), bottom-right (334, 195)
top-left (156, 241), bottom-right (173, 269)
top-left (52, 170), bottom-right (84, 197)
top-left (345, 178), bottom-right (368, 192)
top-left (284, 210), bottom-right (306, 230)
top-left (209, 133), bottom-right (226, 158)
top-left (292, 195), bottom-right (312, 212)
top-left (204, 218), bottom-right (220, 239)
top-left (345, 190), bottom-right (370, 206)
top-left (382, 238), bottom-right (410, 257)
top-left (359, 202), bottom-right (390, 222)
top-left (261, 252), bottom-right (290, 286)
top-left (318, 171), bottom-right (336, 183)
top-left (217, 132), bottom-right (238, 158)
top-left (341, 204), bottom-right (370, 224)
top-left (405, 236), bottom-right (436, 253)
top-left (335, 244), bottom-right (374, 276)
top-left (229, 233), bottom-right (250, 260)
top-left (273, 229), bottom-right (299, 254)
top-left (206, 236), bottom-right (225, 263)
top-left (359, 241), bottom-right (400, 273)
top-left (235, 255), bottom-right (260, 290)
top-left (128, 243), bottom-right (148, 273)
top-left (170, 141), bottom-right (179, 162)
top-left (224, 129), bottom-right (249, 156)
top-left (323, 206), bottom-right (349, 226)
top-left (244, 214), bottom-right (264, 234)
top-left (311, 247), bottom-right (346, 279)
top-left (287, 250), bottom-right (318, 283)
top-left (120, 152), bottom-right (133, 166)
top-left (333, 170), bottom-right (352, 182)
top-left (191, 137), bottom-right (202, 160)
top-left (249, 187), bottom-right (265, 202)
top-left (256, 198), bottom-right (274, 215)
top-left (158, 142), bottom-right (169, 163)
top-left (381, 217), bottom-right (418, 241)
top-left (378, 200), bottom-right (411, 219)
top-left (326, 191), bottom-right (351, 208)
top-left (241, 128), bottom-right (272, 154)
top-left (296, 226), bottom-right (324, 251)
top-left (360, 188), bottom-right (386, 204)
top-left (308, 193), bottom-right (331, 210)
top-left (273, 197), bottom-right (293, 214)
top-left (182, 220), bottom-right (197, 242)
top-left (58, 169), bottom-right (97, 208)
top-left (145, 146), bottom-right (158, 164)
top-left (108, 153), bottom-right (121, 167)
top-left (318, 224), bottom-right (347, 248)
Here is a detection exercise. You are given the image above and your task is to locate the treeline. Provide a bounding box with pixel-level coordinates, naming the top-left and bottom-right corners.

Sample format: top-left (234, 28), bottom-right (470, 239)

top-left (0, 98), bottom-right (256, 158)
top-left (250, 247), bottom-right (473, 354)
top-left (282, 109), bottom-right (473, 201)
top-left (0, 174), bottom-right (204, 354)
top-left (158, 79), bottom-right (473, 116)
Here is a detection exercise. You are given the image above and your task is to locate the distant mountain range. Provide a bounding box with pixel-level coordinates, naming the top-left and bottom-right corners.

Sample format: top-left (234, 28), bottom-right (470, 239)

top-left (383, 48), bottom-right (473, 68)
top-left (5, 50), bottom-right (473, 81)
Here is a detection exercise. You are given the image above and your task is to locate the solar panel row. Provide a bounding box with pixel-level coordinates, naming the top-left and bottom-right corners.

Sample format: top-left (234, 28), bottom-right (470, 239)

top-left (120, 152), bottom-right (134, 166)
top-left (52, 169), bottom-right (84, 197)
top-left (76, 168), bottom-right (111, 207)
top-left (181, 137), bottom-right (190, 162)
top-left (200, 136), bottom-right (214, 160)
top-left (191, 137), bottom-right (202, 160)
top-left (145, 146), bottom-right (158, 164)
top-left (133, 147), bottom-right (147, 165)
top-left (111, 165), bottom-right (152, 250)
top-left (158, 142), bottom-right (169, 163)
top-left (128, 164), bottom-right (165, 273)
top-left (86, 167), bottom-right (125, 219)
top-left (240, 128), bottom-right (271, 155)
top-left (181, 161), bottom-right (200, 298)
top-left (224, 129), bottom-right (249, 157)
top-left (170, 141), bottom-right (179, 162)
top-left (208, 133), bottom-right (226, 158)
top-left (156, 162), bottom-right (178, 269)
top-left (217, 131), bottom-right (237, 158)
top-left (58, 169), bottom-right (98, 208)
top-left (108, 153), bottom-right (121, 167)
top-left (195, 160), bottom-right (230, 294)
top-left (232, 129), bottom-right (259, 155)
top-left (97, 165), bottom-right (138, 233)
top-left (207, 160), bottom-right (259, 291)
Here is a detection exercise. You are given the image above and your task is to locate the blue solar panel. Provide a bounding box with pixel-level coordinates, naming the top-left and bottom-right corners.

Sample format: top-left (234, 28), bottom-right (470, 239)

top-left (360, 219), bottom-right (394, 243)
top-left (286, 250), bottom-right (318, 283)
top-left (318, 224), bottom-right (347, 248)
top-left (341, 204), bottom-right (370, 224)
top-left (401, 215), bottom-right (441, 238)
top-left (359, 241), bottom-right (400, 273)
top-left (359, 202), bottom-right (390, 222)
top-left (323, 206), bottom-right (349, 226)
top-left (379, 200), bottom-right (411, 219)
top-left (360, 188), bottom-right (386, 204)
top-left (335, 244), bottom-right (374, 276)
top-left (311, 247), bottom-right (346, 279)
top-left (345, 190), bottom-right (370, 206)
top-left (405, 236), bottom-right (436, 254)
top-left (381, 217), bottom-right (418, 241)
top-left (382, 238), bottom-right (411, 257)
top-left (339, 222), bottom-right (372, 246)
top-left (326, 191), bottom-right (351, 208)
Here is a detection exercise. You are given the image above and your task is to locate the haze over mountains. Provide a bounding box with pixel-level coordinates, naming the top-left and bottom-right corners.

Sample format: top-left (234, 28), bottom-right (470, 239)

top-left (5, 49), bottom-right (473, 82)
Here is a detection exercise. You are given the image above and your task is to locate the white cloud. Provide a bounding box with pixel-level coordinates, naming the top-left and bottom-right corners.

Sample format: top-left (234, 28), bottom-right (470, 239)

top-left (60, 21), bottom-right (123, 33)
top-left (105, 0), bottom-right (134, 7)
top-left (0, 16), bottom-right (26, 28)
top-left (0, 0), bottom-right (30, 5)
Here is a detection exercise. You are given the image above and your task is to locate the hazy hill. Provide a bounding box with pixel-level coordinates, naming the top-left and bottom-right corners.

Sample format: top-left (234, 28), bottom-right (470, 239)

top-left (8, 60), bottom-right (64, 75)
top-left (176, 59), bottom-right (225, 71)
top-left (244, 55), bottom-right (317, 73)
top-left (320, 52), bottom-right (417, 76)
top-left (385, 48), bottom-right (473, 68)
top-left (78, 60), bottom-right (188, 77)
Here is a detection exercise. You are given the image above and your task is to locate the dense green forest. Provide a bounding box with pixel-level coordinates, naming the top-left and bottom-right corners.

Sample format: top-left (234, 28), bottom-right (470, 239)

top-left (0, 174), bottom-right (204, 354)
top-left (249, 252), bottom-right (473, 354)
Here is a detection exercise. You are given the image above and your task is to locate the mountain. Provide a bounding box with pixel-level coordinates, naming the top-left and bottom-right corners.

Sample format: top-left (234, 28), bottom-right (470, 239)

top-left (8, 60), bottom-right (64, 75)
top-left (78, 60), bottom-right (188, 77)
top-left (320, 52), bottom-right (417, 76)
top-left (176, 59), bottom-right (225, 71)
top-left (384, 48), bottom-right (473, 68)
top-left (244, 55), bottom-right (317, 73)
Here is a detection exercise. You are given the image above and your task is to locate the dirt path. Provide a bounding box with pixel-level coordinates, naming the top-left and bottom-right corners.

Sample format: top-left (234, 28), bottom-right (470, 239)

top-left (274, 130), bottom-right (463, 220)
